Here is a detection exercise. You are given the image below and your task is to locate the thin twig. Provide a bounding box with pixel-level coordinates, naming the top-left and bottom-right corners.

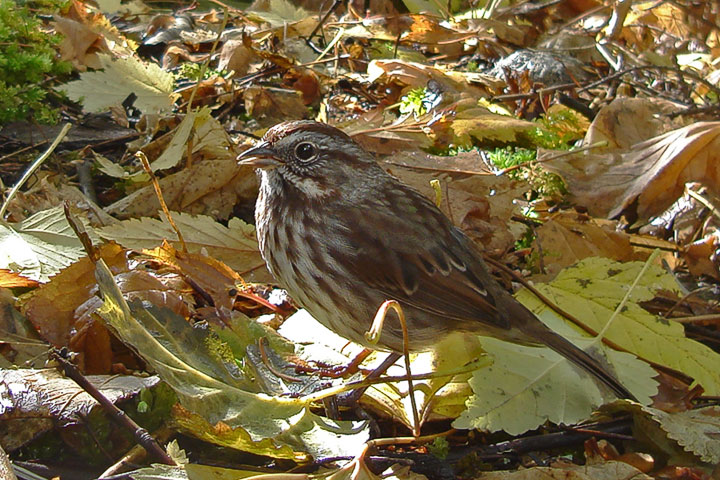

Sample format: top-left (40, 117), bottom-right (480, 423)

top-left (136, 151), bottom-right (187, 252)
top-left (50, 349), bottom-right (176, 466)
top-left (669, 313), bottom-right (720, 324)
top-left (662, 286), bottom-right (715, 319)
top-left (0, 122), bottom-right (72, 219)
top-left (306, 0), bottom-right (342, 48)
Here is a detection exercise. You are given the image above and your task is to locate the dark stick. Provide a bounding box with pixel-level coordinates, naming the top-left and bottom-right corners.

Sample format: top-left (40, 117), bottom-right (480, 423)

top-left (50, 349), bottom-right (176, 466)
top-left (305, 0), bottom-right (343, 52)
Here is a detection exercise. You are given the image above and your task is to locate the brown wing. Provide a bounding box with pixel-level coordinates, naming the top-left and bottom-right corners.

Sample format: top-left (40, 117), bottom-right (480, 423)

top-left (335, 180), bottom-right (511, 333)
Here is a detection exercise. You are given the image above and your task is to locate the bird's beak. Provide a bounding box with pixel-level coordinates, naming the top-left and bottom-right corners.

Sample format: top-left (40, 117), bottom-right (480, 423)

top-left (237, 142), bottom-right (284, 169)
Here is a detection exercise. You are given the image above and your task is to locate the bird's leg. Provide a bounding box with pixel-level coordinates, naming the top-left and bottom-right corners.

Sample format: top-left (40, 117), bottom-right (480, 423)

top-left (337, 351), bottom-right (403, 405)
top-left (294, 348), bottom-right (373, 378)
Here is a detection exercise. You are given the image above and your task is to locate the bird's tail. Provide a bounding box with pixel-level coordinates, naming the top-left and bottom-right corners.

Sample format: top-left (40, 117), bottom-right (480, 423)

top-left (508, 301), bottom-right (636, 401)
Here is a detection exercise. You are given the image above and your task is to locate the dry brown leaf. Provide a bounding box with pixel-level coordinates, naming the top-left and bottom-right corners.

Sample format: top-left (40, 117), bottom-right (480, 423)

top-left (20, 243), bottom-right (128, 349)
top-left (4, 177), bottom-right (115, 226)
top-left (685, 236), bottom-right (720, 281)
top-left (584, 97), bottom-right (685, 151)
top-left (623, 2), bottom-right (691, 45)
top-left (20, 242), bottom-right (198, 373)
top-left (483, 19), bottom-right (538, 47)
top-left (531, 213), bottom-right (638, 279)
top-left (176, 76), bottom-right (233, 107)
top-left (476, 460), bottom-right (652, 480)
top-left (72, 268), bottom-right (195, 373)
top-left (218, 39), bottom-right (256, 78)
top-left (146, 242), bottom-right (241, 313)
top-left (105, 160), bottom-right (257, 220)
top-left (53, 15), bottom-right (105, 70)
top-left (541, 122), bottom-right (720, 221)
top-left (368, 59), bottom-right (488, 99)
top-left (351, 128), bottom-right (432, 155)
top-left (244, 85), bottom-right (309, 127)
top-left (53, 3), bottom-right (135, 71)
top-left (0, 369), bottom-right (160, 452)
top-left (162, 43), bottom-right (209, 70)
top-left (400, 15), bottom-right (465, 56)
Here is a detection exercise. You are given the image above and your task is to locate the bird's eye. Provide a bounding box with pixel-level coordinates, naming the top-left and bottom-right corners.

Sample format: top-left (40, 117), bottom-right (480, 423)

top-left (294, 142), bottom-right (317, 162)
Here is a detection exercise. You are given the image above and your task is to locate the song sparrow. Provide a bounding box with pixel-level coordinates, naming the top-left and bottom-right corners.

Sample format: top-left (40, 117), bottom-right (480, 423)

top-left (238, 121), bottom-right (632, 399)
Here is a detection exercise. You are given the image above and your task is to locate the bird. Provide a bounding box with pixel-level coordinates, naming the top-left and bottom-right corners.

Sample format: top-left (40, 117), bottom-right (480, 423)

top-left (237, 120), bottom-right (633, 400)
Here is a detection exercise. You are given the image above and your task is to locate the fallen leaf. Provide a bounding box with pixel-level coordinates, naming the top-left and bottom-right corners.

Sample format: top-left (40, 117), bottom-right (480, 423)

top-left (0, 206), bottom-right (99, 282)
top-left (532, 212), bottom-right (639, 278)
top-left (97, 213), bottom-right (271, 282)
top-left (541, 121), bottom-right (720, 222)
top-left (61, 53), bottom-right (177, 113)
top-left (104, 159), bottom-right (257, 220)
top-left (95, 260), bottom-right (369, 459)
top-left (476, 460), bottom-right (652, 480)
top-left (0, 270), bottom-right (39, 289)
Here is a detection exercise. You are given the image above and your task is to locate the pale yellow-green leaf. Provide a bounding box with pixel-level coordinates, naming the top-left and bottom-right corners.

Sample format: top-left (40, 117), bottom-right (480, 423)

top-left (450, 107), bottom-right (535, 145)
top-left (521, 257), bottom-right (720, 395)
top-left (0, 206), bottom-right (98, 282)
top-left (95, 260), bottom-right (368, 458)
top-left (93, 152), bottom-right (134, 178)
top-left (248, 0), bottom-right (310, 26)
top-left (61, 54), bottom-right (176, 113)
top-left (191, 108), bottom-right (234, 160)
top-left (455, 337), bottom-right (606, 435)
top-left (96, 212), bottom-right (270, 281)
top-left (280, 312), bottom-right (485, 431)
top-left (645, 405), bottom-right (720, 464)
top-left (165, 440), bottom-right (188, 466)
top-left (95, 0), bottom-right (122, 13)
top-left (149, 107), bottom-right (231, 171)
top-left (456, 256), bottom-right (664, 434)
top-left (152, 111), bottom-right (197, 171)
top-left (400, 0), bottom-right (443, 15)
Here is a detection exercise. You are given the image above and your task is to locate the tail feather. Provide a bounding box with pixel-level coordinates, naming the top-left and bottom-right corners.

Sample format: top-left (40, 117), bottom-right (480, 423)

top-left (530, 324), bottom-right (635, 400)
top-left (508, 301), bottom-right (636, 401)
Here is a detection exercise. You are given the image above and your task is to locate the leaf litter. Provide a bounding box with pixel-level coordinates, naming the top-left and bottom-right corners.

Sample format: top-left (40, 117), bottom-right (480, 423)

top-left (1, 0), bottom-right (720, 478)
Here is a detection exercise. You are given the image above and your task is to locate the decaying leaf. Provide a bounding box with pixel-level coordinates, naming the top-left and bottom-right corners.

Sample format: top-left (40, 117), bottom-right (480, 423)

top-left (647, 405), bottom-right (720, 464)
top-left (0, 270), bottom-right (38, 289)
top-left (456, 256), bottom-right (684, 434)
top-left (532, 213), bottom-right (641, 278)
top-left (476, 460), bottom-right (652, 480)
top-left (104, 159), bottom-right (257, 220)
top-left (542, 116), bottom-right (720, 223)
top-left (520, 257), bottom-right (720, 395)
top-left (0, 368), bottom-right (161, 452)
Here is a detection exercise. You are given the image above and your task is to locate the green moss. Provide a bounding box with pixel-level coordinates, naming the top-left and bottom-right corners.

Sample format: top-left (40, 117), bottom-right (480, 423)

top-left (0, 0), bottom-right (72, 124)
top-left (487, 146), bottom-right (566, 199)
top-left (399, 86), bottom-right (430, 117)
top-left (528, 109), bottom-right (586, 149)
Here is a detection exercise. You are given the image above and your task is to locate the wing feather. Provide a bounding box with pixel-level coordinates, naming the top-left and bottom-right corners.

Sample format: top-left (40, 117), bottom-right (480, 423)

top-left (336, 181), bottom-right (510, 332)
